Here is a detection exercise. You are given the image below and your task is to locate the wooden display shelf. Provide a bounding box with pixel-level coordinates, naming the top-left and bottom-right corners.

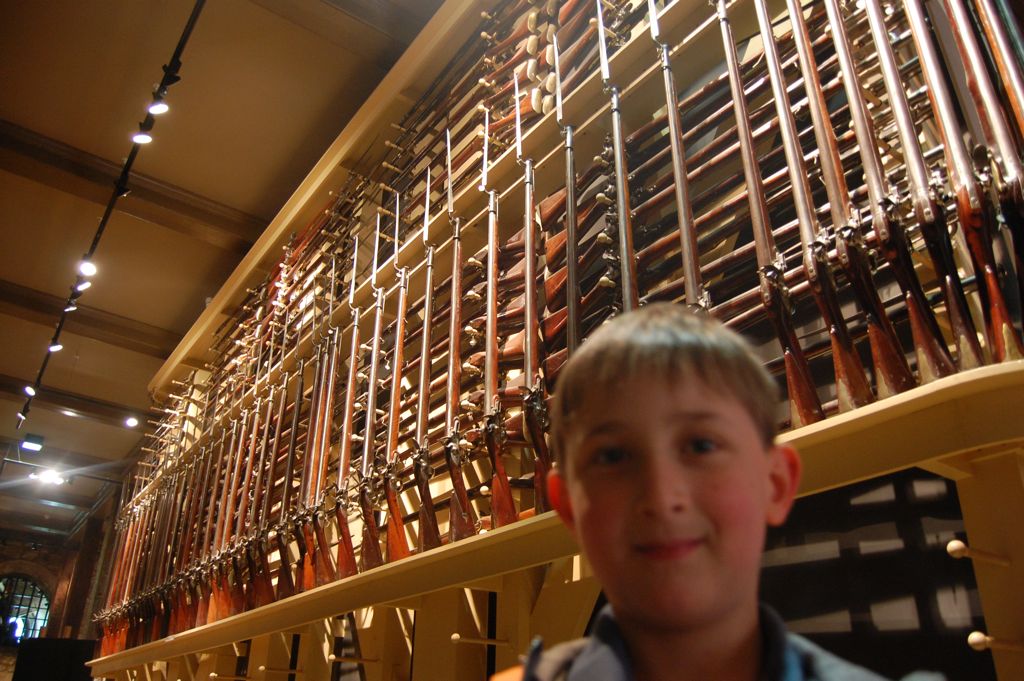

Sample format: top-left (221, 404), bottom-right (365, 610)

top-left (90, 361), bottom-right (1024, 679)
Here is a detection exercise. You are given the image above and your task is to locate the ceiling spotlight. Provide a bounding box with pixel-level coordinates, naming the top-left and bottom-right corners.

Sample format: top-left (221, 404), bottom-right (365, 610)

top-left (64, 302), bottom-right (78, 312)
top-left (148, 99), bottom-right (169, 115)
top-left (76, 280), bottom-right (92, 292)
top-left (78, 259), bottom-right (97, 277)
top-left (29, 469), bottom-right (66, 485)
top-left (125, 416), bottom-right (139, 428)
top-left (49, 343), bottom-right (63, 352)
top-left (16, 411), bottom-right (27, 422)
top-left (133, 129), bottom-right (153, 144)
top-left (61, 409), bottom-right (78, 418)
top-left (20, 434), bottom-right (44, 452)
top-left (24, 385), bottom-right (36, 397)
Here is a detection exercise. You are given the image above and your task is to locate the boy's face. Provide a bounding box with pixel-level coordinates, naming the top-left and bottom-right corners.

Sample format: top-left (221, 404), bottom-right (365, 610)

top-left (549, 373), bottom-right (800, 634)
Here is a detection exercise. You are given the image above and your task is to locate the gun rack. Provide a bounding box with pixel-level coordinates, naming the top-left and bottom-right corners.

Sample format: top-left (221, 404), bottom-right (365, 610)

top-left (92, 0), bottom-right (1024, 678)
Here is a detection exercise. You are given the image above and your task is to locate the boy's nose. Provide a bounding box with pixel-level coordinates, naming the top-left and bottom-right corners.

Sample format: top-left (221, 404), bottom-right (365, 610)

top-left (636, 456), bottom-right (690, 517)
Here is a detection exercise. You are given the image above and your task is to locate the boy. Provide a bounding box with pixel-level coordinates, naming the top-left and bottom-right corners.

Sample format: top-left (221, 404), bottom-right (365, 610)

top-left (496, 304), bottom-right (942, 681)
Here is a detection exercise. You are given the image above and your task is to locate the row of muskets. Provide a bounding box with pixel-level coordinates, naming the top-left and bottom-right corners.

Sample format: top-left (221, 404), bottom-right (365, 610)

top-left (97, 0), bottom-right (1024, 657)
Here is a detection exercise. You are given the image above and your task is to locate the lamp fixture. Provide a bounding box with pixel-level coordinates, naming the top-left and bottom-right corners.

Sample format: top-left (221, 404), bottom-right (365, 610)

top-left (75, 280), bottom-right (91, 292)
top-left (125, 416), bottom-right (139, 428)
top-left (133, 118), bottom-right (155, 144)
top-left (24, 385), bottom-right (36, 397)
top-left (16, 411), bottom-right (27, 422)
top-left (148, 99), bottom-right (169, 115)
top-left (48, 343), bottom-right (63, 352)
top-left (20, 434), bottom-right (44, 452)
top-left (64, 302), bottom-right (78, 312)
top-left (78, 259), bottom-right (97, 277)
top-left (29, 469), bottom-right (66, 485)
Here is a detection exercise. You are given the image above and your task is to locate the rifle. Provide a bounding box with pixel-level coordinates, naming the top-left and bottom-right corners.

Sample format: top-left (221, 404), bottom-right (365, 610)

top-left (275, 359), bottom-right (304, 600)
top-left (551, 35), bottom-right (581, 355)
top-left (820, 0), bottom-right (955, 383)
top-left (752, 0), bottom-right (875, 411)
top-left (716, 0), bottom-right (824, 427)
top-left (903, 0), bottom-right (1024, 361)
top-left (412, 169), bottom-right (444, 552)
top-left (334, 240), bottom-right (363, 578)
top-left (241, 384), bottom-right (278, 608)
top-left (782, 0), bottom-right (916, 398)
top-left (646, 0), bottom-right (707, 312)
top-left (481, 142), bottom-right (519, 528)
top-left (596, 0), bottom-right (639, 312)
top-left (195, 426), bottom-right (230, 626)
top-left (939, 0), bottom-right (1024, 315)
top-left (357, 217), bottom-right (387, 570)
top-left (382, 194), bottom-right (413, 563)
top-left (970, 0), bottom-right (1024, 141)
top-left (862, 0), bottom-right (986, 370)
top-left (514, 72), bottom-right (552, 513)
top-left (443, 129), bottom-right (479, 542)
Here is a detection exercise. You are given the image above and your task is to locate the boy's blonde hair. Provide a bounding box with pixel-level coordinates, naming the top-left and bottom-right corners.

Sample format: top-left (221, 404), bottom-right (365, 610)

top-left (550, 304), bottom-right (780, 471)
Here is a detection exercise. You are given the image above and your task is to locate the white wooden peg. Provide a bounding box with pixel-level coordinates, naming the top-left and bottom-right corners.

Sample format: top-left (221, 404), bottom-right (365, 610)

top-left (451, 633), bottom-right (511, 647)
top-left (967, 631), bottom-right (1024, 653)
top-left (946, 539), bottom-right (1011, 567)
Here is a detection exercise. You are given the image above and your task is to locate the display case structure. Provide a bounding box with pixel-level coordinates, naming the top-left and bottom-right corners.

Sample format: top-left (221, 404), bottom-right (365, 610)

top-left (89, 0), bottom-right (1024, 678)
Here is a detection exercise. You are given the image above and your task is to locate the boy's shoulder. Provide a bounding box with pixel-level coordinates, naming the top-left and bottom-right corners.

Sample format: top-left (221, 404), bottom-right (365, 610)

top-left (785, 633), bottom-right (945, 681)
top-left (492, 606), bottom-right (947, 681)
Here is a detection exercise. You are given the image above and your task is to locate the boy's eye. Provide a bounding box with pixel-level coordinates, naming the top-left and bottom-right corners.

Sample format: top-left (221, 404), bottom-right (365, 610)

top-left (688, 437), bottom-right (718, 455)
top-left (592, 446), bottom-right (629, 466)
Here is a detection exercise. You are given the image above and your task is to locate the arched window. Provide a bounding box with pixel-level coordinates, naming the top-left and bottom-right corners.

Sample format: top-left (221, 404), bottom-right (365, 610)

top-left (0, 575), bottom-right (49, 645)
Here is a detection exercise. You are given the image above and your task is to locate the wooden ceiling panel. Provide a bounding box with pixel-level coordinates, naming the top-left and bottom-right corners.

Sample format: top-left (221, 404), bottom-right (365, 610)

top-left (0, 171), bottom-right (241, 334)
top-left (0, 313), bottom-right (162, 410)
top-left (0, 1), bottom-right (201, 166)
top-left (127, 0), bottom-right (394, 218)
top-left (0, 395), bottom-right (142, 463)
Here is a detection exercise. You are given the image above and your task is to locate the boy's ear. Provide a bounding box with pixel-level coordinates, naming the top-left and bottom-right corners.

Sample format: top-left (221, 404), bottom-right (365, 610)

top-left (547, 468), bottom-right (575, 529)
top-left (765, 444), bottom-right (801, 527)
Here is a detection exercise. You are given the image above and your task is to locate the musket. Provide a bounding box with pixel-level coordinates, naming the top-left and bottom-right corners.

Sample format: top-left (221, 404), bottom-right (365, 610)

top-left (514, 71), bottom-right (552, 513)
top-left (443, 128), bottom-right (479, 542)
top-left (226, 389), bottom-right (263, 614)
top-left (783, 0), bottom-right (916, 397)
top-left (819, 0), bottom-right (955, 383)
top-left (646, 0), bottom-right (707, 312)
top-left (241, 384), bottom-right (278, 608)
top-left (480, 114), bottom-right (520, 529)
top-left (382, 193), bottom-right (414, 563)
top-left (862, 0), bottom-right (986, 370)
top-left (940, 0), bottom-right (1024, 313)
top-left (275, 358), bottom-right (304, 600)
top-left (903, 0), bottom-right (1023, 362)
top-left (752, 0), bottom-right (875, 410)
top-left (158, 459), bottom-right (198, 636)
top-left (217, 395), bottom-right (254, 618)
top-left (194, 426), bottom-right (230, 626)
top-left (596, 0), bottom-right (639, 312)
top-left (357, 215), bottom-right (387, 570)
top-left (552, 35), bottom-right (581, 354)
top-left (716, 0), bottom-right (824, 427)
top-left (971, 0), bottom-right (1024, 141)
top-left (412, 168), bottom-right (444, 552)
top-left (251, 375), bottom-right (291, 602)
top-left (303, 258), bottom-right (341, 589)
top-left (333, 240), bottom-right (362, 579)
